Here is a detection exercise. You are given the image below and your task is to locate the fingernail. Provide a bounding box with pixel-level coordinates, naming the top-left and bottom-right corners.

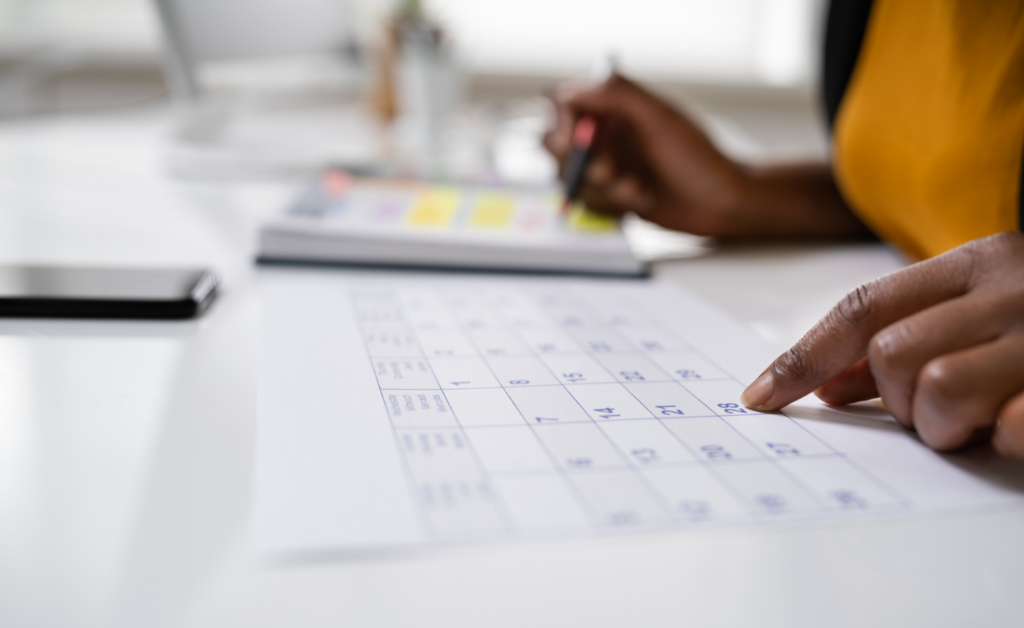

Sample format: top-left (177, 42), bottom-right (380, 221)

top-left (741, 371), bottom-right (774, 410)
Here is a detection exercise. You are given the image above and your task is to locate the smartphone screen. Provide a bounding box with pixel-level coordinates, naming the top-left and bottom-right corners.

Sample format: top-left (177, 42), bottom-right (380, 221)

top-left (0, 266), bottom-right (219, 319)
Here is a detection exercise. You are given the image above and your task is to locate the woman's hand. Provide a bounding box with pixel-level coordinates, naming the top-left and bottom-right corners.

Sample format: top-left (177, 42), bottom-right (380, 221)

top-left (542, 74), bottom-right (870, 239)
top-left (741, 232), bottom-right (1024, 457)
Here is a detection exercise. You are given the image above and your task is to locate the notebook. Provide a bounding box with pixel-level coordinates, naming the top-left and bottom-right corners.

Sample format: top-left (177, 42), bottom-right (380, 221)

top-left (256, 170), bottom-right (646, 276)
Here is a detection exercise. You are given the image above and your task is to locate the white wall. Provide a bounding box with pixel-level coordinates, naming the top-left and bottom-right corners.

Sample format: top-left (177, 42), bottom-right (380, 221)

top-left (0, 0), bottom-right (158, 49)
top-left (429, 0), bottom-right (820, 86)
top-left (0, 0), bottom-right (822, 87)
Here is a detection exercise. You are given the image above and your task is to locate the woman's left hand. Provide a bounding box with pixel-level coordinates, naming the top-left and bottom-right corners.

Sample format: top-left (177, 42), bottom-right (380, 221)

top-left (740, 232), bottom-right (1024, 456)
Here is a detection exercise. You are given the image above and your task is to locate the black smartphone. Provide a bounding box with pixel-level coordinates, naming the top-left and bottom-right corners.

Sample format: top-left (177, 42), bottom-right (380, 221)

top-left (0, 265), bottom-right (219, 320)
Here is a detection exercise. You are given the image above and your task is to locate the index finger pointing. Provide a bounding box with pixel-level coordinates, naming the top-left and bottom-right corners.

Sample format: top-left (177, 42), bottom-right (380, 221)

top-left (740, 246), bottom-right (976, 413)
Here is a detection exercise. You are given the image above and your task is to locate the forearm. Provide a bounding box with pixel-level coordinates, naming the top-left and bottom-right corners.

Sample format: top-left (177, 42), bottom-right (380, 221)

top-left (720, 163), bottom-right (873, 240)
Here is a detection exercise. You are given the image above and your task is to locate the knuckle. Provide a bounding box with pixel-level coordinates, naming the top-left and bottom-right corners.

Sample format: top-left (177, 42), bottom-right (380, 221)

top-left (606, 74), bottom-right (634, 94)
top-left (867, 325), bottom-right (911, 373)
top-left (579, 189), bottom-right (618, 215)
top-left (833, 283), bottom-right (876, 329)
top-left (773, 345), bottom-right (817, 383)
top-left (867, 331), bottom-right (896, 372)
top-left (585, 160), bottom-right (612, 184)
top-left (983, 231), bottom-right (1021, 254)
top-left (963, 232), bottom-right (1024, 280)
top-left (917, 358), bottom-right (965, 405)
top-left (914, 356), bottom-right (1003, 453)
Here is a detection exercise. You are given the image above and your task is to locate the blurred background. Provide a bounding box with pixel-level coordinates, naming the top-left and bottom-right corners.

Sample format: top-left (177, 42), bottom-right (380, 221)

top-left (0, 0), bottom-right (830, 182)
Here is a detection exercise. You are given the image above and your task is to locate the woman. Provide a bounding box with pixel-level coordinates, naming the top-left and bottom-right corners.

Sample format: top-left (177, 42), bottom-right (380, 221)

top-left (543, 0), bottom-right (1024, 456)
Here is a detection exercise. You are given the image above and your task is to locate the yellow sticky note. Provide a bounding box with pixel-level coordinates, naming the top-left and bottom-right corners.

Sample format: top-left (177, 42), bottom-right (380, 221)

top-left (469, 194), bottom-right (515, 229)
top-left (408, 187), bottom-right (461, 227)
top-left (566, 204), bottom-right (618, 233)
top-left (546, 193), bottom-right (564, 214)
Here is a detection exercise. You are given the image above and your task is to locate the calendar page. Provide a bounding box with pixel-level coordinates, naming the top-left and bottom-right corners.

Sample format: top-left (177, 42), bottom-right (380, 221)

top-left (256, 270), bottom-right (1024, 555)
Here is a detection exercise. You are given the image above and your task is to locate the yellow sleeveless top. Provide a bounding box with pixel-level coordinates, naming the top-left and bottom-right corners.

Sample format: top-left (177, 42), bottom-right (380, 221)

top-left (833, 0), bottom-right (1024, 260)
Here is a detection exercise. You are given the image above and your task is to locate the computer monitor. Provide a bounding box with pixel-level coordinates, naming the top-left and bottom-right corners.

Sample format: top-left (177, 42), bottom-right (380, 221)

top-left (152, 0), bottom-right (356, 100)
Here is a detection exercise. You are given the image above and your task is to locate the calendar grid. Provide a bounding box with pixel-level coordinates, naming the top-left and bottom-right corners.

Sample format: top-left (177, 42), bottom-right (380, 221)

top-left (456, 286), bottom-right (689, 527)
top-left (362, 292), bottom-right (523, 538)
top-left (431, 296), bottom-right (613, 533)
top-left (374, 395), bottom-right (435, 535)
top-left (352, 283), bottom-right (911, 540)
top-left (591, 292), bottom-right (912, 512)
top-left (501, 291), bottom-right (765, 525)
top-left (569, 300), bottom-right (781, 522)
top-left (357, 291), bottom-right (507, 538)
top-left (417, 365), bottom-right (521, 536)
top-left (542, 290), bottom-right (835, 520)
top-left (497, 312), bottom-right (686, 526)
top-left (576, 294), bottom-right (843, 515)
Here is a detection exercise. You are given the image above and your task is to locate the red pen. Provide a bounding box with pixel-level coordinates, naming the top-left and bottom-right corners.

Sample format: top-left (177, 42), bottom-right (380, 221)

top-left (561, 115), bottom-right (597, 212)
top-left (560, 54), bottom-right (616, 212)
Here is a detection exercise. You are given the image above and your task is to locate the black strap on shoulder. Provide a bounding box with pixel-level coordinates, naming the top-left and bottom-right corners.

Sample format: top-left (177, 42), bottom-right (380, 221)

top-left (823, 0), bottom-right (875, 129)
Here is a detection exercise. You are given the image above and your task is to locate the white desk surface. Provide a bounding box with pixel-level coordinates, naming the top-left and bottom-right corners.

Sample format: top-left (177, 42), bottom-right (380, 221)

top-left (2, 109), bottom-right (1023, 628)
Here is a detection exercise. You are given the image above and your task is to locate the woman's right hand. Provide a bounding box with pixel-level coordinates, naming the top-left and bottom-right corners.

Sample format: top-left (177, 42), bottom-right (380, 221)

top-left (543, 74), bottom-right (747, 236)
top-left (542, 74), bottom-right (869, 240)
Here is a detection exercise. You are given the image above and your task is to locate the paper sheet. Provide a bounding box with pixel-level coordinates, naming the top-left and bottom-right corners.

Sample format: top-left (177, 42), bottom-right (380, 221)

top-left (256, 271), bottom-right (1024, 554)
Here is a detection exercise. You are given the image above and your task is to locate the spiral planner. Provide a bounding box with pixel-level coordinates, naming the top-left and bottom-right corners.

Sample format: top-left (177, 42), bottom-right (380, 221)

top-left (257, 171), bottom-right (644, 276)
top-left (256, 271), bottom-right (1024, 555)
